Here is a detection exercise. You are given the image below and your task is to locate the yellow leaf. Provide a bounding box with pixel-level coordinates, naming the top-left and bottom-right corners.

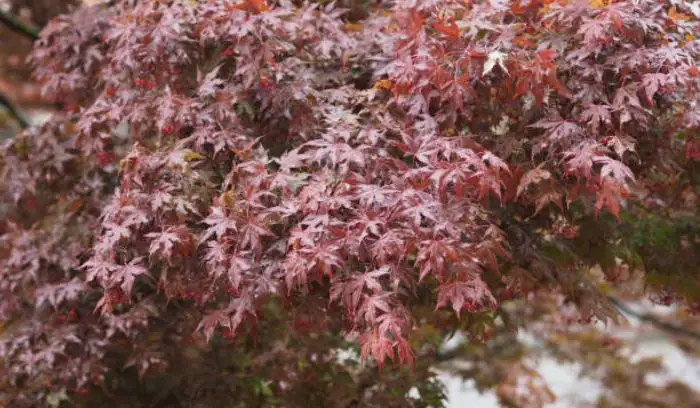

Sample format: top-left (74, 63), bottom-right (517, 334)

top-left (343, 23), bottom-right (362, 32)
top-left (222, 191), bottom-right (236, 207)
top-left (373, 79), bottom-right (393, 90)
top-left (183, 151), bottom-right (205, 162)
top-left (589, 0), bottom-right (609, 9)
top-left (668, 7), bottom-right (691, 21)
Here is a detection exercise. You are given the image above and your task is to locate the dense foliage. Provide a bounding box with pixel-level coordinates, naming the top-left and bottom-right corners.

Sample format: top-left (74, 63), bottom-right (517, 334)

top-left (1, 0), bottom-right (699, 406)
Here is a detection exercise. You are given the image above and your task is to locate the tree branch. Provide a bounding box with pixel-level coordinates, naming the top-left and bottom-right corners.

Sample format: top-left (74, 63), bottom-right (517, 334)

top-left (499, 215), bottom-right (700, 344)
top-left (0, 8), bottom-right (40, 41)
top-left (0, 92), bottom-right (30, 129)
top-left (606, 295), bottom-right (700, 342)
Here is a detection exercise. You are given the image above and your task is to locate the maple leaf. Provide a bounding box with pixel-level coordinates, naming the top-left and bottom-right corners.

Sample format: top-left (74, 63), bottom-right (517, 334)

top-left (535, 189), bottom-right (563, 215)
top-left (303, 138), bottom-right (367, 170)
top-left (83, 257), bottom-right (119, 284)
top-left (350, 211), bottom-right (386, 244)
top-left (204, 240), bottom-right (229, 279)
top-left (282, 251), bottom-right (312, 292)
top-left (530, 119), bottom-right (584, 146)
top-left (612, 85), bottom-right (645, 125)
top-left (578, 18), bottom-right (608, 48)
top-left (580, 104), bottom-right (611, 134)
top-left (597, 156), bottom-right (634, 185)
top-left (481, 151), bottom-right (511, 174)
top-left (196, 308), bottom-right (232, 343)
top-left (640, 73), bottom-right (668, 106)
top-left (416, 239), bottom-right (460, 282)
top-left (36, 279), bottom-right (85, 310)
top-left (435, 275), bottom-right (497, 318)
top-left (602, 135), bottom-right (636, 159)
top-left (358, 294), bottom-right (393, 325)
top-left (199, 206), bottom-right (238, 243)
top-left (517, 167), bottom-right (552, 198)
top-left (356, 184), bottom-right (400, 209)
top-left (483, 51), bottom-right (509, 76)
top-left (595, 177), bottom-right (627, 220)
top-left (101, 222), bottom-right (132, 249)
top-left (146, 229), bottom-right (184, 263)
top-left (5, 0), bottom-right (700, 402)
top-left (238, 216), bottom-right (276, 254)
top-left (115, 258), bottom-right (150, 298)
top-left (330, 266), bottom-right (389, 314)
top-left (197, 65), bottom-right (224, 98)
top-left (371, 229), bottom-right (412, 264)
top-left (227, 252), bottom-right (252, 290)
top-left (432, 19), bottom-right (460, 40)
top-left (359, 329), bottom-right (395, 369)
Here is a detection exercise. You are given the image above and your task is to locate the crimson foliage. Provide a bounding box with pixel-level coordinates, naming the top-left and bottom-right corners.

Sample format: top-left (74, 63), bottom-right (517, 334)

top-left (1, 0), bottom-right (699, 406)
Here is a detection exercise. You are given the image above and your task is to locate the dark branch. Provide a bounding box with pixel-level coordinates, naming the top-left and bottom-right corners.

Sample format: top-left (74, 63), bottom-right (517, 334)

top-left (606, 296), bottom-right (700, 342)
top-left (0, 92), bottom-right (30, 129)
top-left (0, 8), bottom-right (40, 41)
top-left (499, 215), bottom-right (700, 343)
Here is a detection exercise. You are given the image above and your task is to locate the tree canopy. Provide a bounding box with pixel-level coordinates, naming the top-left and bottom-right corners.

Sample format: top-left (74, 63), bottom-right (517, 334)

top-left (1, 0), bottom-right (699, 407)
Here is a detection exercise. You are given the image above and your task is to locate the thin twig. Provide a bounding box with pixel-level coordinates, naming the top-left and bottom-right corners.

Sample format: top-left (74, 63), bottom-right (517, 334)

top-left (0, 92), bottom-right (30, 129)
top-left (0, 8), bottom-right (39, 41)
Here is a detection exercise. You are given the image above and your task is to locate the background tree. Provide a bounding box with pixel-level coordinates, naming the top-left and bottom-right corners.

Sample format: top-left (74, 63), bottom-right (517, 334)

top-left (0, 0), bottom-right (79, 136)
top-left (1, 0), bottom-right (699, 407)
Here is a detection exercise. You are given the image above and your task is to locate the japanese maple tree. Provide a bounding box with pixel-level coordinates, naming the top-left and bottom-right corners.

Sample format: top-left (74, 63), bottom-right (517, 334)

top-left (1, 0), bottom-right (699, 406)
